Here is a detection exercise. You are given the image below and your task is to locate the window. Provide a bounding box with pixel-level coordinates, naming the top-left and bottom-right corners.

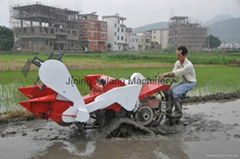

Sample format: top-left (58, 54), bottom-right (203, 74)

top-left (115, 32), bottom-right (117, 36)
top-left (121, 36), bottom-right (123, 40)
top-left (114, 24), bottom-right (117, 28)
top-left (101, 33), bottom-right (106, 38)
top-left (117, 36), bottom-right (119, 40)
top-left (117, 28), bottom-right (120, 32)
top-left (31, 28), bottom-right (34, 33)
top-left (51, 28), bottom-right (54, 34)
top-left (121, 28), bottom-right (124, 32)
top-left (102, 23), bottom-right (107, 30)
top-left (44, 28), bottom-right (48, 34)
top-left (72, 31), bottom-right (77, 35)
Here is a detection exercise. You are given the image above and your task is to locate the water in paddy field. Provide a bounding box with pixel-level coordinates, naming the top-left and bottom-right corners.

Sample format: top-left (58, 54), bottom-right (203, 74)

top-left (0, 100), bottom-right (240, 159)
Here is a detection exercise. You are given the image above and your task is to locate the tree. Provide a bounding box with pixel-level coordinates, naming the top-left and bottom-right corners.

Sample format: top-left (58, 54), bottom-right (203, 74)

top-left (0, 26), bottom-right (14, 51)
top-left (206, 34), bottom-right (221, 49)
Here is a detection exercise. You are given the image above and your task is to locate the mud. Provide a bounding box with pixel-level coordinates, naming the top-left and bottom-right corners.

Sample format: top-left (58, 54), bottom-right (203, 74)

top-left (0, 99), bottom-right (240, 159)
top-left (184, 91), bottom-right (240, 104)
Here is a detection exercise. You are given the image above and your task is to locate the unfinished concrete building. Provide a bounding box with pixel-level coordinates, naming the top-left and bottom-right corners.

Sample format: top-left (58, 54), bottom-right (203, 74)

top-left (12, 3), bottom-right (80, 52)
top-left (168, 16), bottom-right (207, 50)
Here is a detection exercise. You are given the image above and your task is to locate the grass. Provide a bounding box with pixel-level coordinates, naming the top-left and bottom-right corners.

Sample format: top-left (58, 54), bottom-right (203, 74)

top-left (0, 51), bottom-right (240, 70)
top-left (0, 50), bottom-right (240, 115)
top-left (1, 65), bottom-right (240, 105)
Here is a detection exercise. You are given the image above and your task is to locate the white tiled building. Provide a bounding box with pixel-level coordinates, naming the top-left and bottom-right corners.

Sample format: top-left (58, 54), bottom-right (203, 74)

top-left (137, 32), bottom-right (152, 50)
top-left (151, 29), bottom-right (169, 49)
top-left (219, 42), bottom-right (240, 50)
top-left (102, 14), bottom-right (127, 51)
top-left (125, 28), bottom-right (138, 51)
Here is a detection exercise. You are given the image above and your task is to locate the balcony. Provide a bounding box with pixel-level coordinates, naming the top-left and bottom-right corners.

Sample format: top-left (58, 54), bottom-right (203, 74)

top-left (54, 40), bottom-right (67, 44)
top-left (14, 27), bottom-right (56, 39)
top-left (55, 29), bottom-right (67, 35)
top-left (67, 35), bottom-right (79, 41)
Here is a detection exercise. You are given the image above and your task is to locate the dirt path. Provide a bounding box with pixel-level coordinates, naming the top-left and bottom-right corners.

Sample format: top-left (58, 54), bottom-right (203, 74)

top-left (0, 99), bottom-right (240, 159)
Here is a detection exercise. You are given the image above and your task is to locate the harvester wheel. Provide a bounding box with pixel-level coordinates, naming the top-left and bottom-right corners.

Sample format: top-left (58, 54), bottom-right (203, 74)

top-left (135, 106), bottom-right (154, 126)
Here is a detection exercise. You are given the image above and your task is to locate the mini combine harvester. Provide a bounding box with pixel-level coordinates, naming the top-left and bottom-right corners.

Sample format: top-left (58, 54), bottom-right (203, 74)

top-left (19, 53), bottom-right (177, 137)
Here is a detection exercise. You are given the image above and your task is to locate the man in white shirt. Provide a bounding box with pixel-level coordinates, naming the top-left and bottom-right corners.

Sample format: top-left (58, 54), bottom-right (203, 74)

top-left (158, 46), bottom-right (196, 118)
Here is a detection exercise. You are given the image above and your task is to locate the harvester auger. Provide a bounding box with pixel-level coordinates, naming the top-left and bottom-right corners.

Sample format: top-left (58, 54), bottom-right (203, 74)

top-left (19, 52), bottom-right (177, 137)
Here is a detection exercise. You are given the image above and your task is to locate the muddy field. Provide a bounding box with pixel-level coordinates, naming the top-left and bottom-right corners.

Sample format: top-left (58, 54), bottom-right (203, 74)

top-left (0, 99), bottom-right (240, 159)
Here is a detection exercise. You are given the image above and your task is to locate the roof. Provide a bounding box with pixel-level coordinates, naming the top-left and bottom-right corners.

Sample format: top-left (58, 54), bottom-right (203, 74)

top-left (79, 13), bottom-right (99, 21)
top-left (80, 12), bottom-right (98, 16)
top-left (102, 15), bottom-right (126, 20)
top-left (13, 3), bottom-right (79, 14)
top-left (150, 28), bottom-right (169, 32)
top-left (170, 16), bottom-right (188, 20)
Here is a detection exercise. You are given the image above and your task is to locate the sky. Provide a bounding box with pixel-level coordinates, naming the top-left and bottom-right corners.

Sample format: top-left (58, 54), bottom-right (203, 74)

top-left (0, 0), bottom-right (240, 28)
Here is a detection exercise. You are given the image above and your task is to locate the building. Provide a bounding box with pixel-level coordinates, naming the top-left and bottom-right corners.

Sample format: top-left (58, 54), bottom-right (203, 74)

top-left (219, 42), bottom-right (240, 50)
top-left (78, 13), bottom-right (107, 52)
top-left (103, 14), bottom-right (128, 51)
top-left (151, 29), bottom-right (169, 49)
top-left (12, 3), bottom-right (107, 52)
top-left (168, 16), bottom-right (207, 50)
top-left (13, 3), bottom-right (80, 52)
top-left (125, 28), bottom-right (138, 51)
top-left (137, 32), bottom-right (152, 50)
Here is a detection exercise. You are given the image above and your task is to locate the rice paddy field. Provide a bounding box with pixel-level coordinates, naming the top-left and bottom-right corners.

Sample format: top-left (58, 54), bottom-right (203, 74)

top-left (0, 50), bottom-right (240, 114)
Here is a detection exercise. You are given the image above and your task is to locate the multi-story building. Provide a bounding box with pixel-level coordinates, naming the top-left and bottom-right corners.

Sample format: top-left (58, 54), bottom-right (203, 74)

top-left (151, 29), bottom-right (169, 49)
top-left (12, 3), bottom-right (107, 52)
top-left (78, 13), bottom-right (107, 52)
top-left (125, 28), bottom-right (138, 51)
top-left (137, 32), bottom-right (152, 50)
top-left (219, 42), bottom-right (240, 50)
top-left (13, 3), bottom-right (80, 52)
top-left (168, 16), bottom-right (207, 50)
top-left (102, 14), bottom-right (128, 51)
